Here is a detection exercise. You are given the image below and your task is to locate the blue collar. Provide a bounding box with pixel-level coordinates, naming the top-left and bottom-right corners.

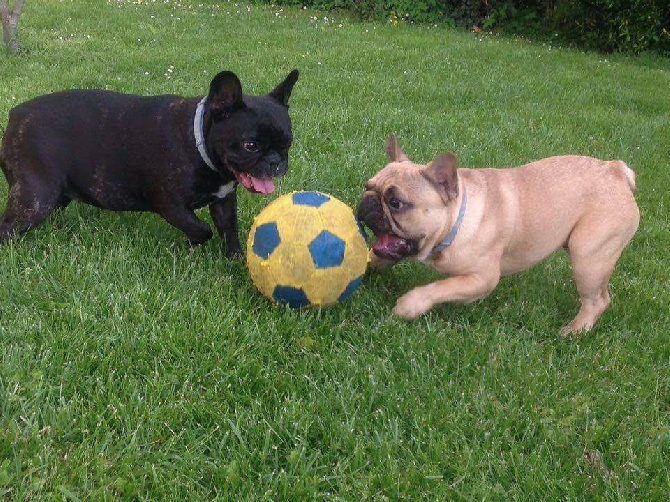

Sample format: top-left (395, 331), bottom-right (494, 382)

top-left (432, 187), bottom-right (467, 254)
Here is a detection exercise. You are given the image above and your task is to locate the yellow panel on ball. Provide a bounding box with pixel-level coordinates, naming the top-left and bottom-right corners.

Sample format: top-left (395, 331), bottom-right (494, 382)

top-left (246, 191), bottom-right (369, 308)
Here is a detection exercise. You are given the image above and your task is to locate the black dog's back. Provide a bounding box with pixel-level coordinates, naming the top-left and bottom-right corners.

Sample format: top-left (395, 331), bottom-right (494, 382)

top-left (4, 90), bottom-right (197, 211)
top-left (8, 90), bottom-right (191, 166)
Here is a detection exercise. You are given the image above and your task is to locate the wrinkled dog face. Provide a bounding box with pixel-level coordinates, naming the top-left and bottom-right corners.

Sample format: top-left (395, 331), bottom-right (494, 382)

top-left (358, 134), bottom-right (460, 261)
top-left (204, 71), bottom-right (298, 195)
top-left (358, 169), bottom-right (423, 261)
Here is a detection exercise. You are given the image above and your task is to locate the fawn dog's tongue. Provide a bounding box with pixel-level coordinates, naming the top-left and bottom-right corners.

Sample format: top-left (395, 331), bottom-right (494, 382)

top-left (237, 173), bottom-right (275, 195)
top-left (372, 234), bottom-right (411, 261)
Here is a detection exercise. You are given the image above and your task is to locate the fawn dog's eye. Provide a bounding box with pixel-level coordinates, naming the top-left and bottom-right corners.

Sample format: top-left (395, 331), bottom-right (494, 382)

top-left (388, 197), bottom-right (404, 210)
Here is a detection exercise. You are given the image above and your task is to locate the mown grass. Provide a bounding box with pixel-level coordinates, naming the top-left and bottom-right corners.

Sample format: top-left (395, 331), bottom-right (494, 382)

top-left (1, 0), bottom-right (669, 499)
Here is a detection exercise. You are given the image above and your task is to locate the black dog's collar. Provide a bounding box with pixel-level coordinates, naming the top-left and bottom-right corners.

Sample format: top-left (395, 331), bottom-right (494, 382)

top-left (194, 97), bottom-right (217, 171)
top-left (432, 187), bottom-right (468, 254)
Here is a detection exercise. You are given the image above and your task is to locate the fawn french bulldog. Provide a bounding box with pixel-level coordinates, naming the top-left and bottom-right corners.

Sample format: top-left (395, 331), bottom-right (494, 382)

top-left (358, 134), bottom-right (639, 335)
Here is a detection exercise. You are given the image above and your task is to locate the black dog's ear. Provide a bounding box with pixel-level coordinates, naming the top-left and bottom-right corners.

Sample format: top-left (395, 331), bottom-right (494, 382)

top-left (208, 71), bottom-right (245, 115)
top-left (422, 152), bottom-right (460, 202)
top-left (269, 69), bottom-right (299, 106)
top-left (385, 133), bottom-right (410, 163)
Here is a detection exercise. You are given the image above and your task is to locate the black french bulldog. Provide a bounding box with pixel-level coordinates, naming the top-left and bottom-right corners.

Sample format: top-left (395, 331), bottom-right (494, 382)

top-left (0, 69), bottom-right (299, 255)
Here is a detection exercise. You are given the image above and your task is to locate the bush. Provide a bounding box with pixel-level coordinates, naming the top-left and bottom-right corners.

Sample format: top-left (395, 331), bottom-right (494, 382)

top-left (268, 0), bottom-right (670, 54)
top-left (547, 0), bottom-right (670, 54)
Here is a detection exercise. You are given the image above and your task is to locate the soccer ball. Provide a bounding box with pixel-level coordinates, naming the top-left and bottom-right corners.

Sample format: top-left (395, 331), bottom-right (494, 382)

top-left (246, 191), bottom-right (369, 308)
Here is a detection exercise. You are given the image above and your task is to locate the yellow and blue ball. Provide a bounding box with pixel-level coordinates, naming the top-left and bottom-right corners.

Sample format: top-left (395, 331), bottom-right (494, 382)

top-left (246, 191), bottom-right (369, 308)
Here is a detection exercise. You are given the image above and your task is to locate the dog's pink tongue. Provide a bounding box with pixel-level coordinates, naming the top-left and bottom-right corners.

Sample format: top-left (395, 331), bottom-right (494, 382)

top-left (238, 173), bottom-right (275, 194)
top-left (372, 234), bottom-right (407, 260)
top-left (250, 177), bottom-right (275, 195)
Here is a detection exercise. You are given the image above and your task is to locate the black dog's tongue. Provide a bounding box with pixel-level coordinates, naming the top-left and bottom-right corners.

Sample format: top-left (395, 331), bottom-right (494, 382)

top-left (372, 234), bottom-right (411, 260)
top-left (237, 173), bottom-right (275, 194)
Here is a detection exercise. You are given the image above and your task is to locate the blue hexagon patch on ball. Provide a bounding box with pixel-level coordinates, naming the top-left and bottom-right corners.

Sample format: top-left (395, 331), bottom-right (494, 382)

top-left (252, 222), bottom-right (281, 259)
top-left (273, 285), bottom-right (310, 308)
top-left (292, 191), bottom-right (330, 208)
top-left (309, 230), bottom-right (345, 268)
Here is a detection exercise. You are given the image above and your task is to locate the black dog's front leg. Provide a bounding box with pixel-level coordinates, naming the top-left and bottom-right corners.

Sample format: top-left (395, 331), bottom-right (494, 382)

top-left (209, 192), bottom-right (241, 257)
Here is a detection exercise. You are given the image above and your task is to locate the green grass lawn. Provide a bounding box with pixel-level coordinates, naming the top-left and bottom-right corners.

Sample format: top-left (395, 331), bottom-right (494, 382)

top-left (1, 0), bottom-right (669, 499)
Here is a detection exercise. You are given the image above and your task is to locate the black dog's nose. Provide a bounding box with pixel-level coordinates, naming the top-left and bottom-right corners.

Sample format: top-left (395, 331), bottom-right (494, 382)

top-left (265, 153), bottom-right (285, 176)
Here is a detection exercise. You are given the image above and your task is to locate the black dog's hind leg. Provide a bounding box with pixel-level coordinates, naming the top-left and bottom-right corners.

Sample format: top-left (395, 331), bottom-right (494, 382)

top-left (0, 182), bottom-right (63, 243)
top-left (209, 191), bottom-right (241, 257)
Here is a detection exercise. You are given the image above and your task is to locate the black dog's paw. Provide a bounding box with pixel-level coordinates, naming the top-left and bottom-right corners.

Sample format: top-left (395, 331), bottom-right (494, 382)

top-left (225, 247), bottom-right (244, 260)
top-left (186, 227), bottom-right (214, 246)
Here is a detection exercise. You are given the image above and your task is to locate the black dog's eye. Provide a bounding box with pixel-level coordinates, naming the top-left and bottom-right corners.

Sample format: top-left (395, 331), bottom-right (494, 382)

top-left (243, 140), bottom-right (259, 153)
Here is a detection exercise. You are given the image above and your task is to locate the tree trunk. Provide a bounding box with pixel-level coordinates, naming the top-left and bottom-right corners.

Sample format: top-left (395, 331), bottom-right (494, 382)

top-left (1, 0), bottom-right (26, 54)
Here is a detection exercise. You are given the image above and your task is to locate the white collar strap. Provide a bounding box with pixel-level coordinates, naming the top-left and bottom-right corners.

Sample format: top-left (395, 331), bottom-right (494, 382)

top-left (194, 96), bottom-right (217, 171)
top-left (432, 187), bottom-right (467, 254)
